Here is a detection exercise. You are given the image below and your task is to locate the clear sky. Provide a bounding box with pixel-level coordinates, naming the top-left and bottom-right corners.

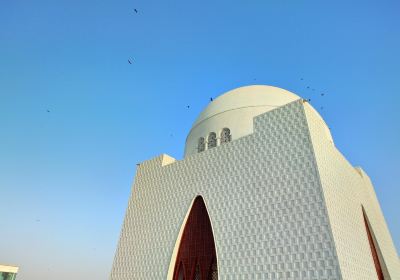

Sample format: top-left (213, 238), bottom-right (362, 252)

top-left (1, 0), bottom-right (399, 279)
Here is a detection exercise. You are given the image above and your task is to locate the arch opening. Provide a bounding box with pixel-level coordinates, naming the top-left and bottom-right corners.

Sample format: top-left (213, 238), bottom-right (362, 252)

top-left (198, 137), bottom-right (205, 153)
top-left (362, 207), bottom-right (385, 280)
top-left (173, 196), bottom-right (218, 280)
top-left (220, 128), bottom-right (231, 144)
top-left (207, 132), bottom-right (217, 149)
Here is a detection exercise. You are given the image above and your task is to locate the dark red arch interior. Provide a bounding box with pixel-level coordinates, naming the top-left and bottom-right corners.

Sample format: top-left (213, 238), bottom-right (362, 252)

top-left (363, 208), bottom-right (384, 280)
top-left (173, 196), bottom-right (218, 280)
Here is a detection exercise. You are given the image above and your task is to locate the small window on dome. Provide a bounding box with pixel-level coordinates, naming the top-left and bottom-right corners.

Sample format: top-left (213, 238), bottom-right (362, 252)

top-left (208, 132), bottom-right (217, 149)
top-left (220, 128), bottom-right (231, 144)
top-left (198, 137), bottom-right (205, 153)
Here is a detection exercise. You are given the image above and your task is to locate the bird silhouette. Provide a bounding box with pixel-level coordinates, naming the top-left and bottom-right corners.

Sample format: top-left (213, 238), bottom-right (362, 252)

top-left (300, 78), bottom-right (304, 80)
top-left (134, 9), bottom-right (138, 13)
top-left (321, 93), bottom-right (325, 96)
top-left (308, 98), bottom-right (311, 102)
top-left (46, 110), bottom-right (50, 113)
top-left (210, 97), bottom-right (213, 101)
top-left (128, 59), bottom-right (132, 64)
top-left (187, 105), bottom-right (190, 108)
top-left (306, 86), bottom-right (310, 89)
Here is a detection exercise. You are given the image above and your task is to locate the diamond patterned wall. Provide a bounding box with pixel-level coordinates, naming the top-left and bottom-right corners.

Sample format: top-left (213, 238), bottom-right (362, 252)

top-left (110, 100), bottom-right (343, 280)
top-left (304, 103), bottom-right (400, 280)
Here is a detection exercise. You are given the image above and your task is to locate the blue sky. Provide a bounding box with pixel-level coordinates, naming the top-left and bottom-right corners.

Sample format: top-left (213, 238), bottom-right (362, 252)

top-left (1, 0), bottom-right (399, 279)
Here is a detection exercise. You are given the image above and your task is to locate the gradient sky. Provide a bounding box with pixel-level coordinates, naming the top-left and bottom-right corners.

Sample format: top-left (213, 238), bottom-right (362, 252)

top-left (1, 0), bottom-right (399, 279)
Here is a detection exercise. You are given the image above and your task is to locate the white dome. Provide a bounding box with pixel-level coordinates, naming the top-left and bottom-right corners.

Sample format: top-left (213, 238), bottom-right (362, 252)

top-left (184, 85), bottom-right (302, 157)
top-left (192, 85), bottom-right (300, 128)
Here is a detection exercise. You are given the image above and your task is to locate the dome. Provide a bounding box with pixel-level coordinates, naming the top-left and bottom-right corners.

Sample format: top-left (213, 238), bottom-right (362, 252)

top-left (192, 85), bottom-right (300, 128)
top-left (184, 85), bottom-right (303, 157)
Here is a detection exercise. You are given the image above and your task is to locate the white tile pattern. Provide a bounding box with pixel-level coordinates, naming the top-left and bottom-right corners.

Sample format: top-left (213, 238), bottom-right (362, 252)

top-left (110, 100), bottom-right (400, 280)
top-left (304, 103), bottom-right (400, 280)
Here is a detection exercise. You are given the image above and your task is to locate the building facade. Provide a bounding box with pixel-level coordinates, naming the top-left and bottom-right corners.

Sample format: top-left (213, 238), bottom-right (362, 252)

top-left (0, 265), bottom-right (18, 280)
top-left (110, 85), bottom-right (400, 280)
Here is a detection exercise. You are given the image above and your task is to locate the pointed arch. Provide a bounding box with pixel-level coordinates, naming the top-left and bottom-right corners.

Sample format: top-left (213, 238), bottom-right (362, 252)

top-left (171, 196), bottom-right (218, 280)
top-left (362, 206), bottom-right (386, 280)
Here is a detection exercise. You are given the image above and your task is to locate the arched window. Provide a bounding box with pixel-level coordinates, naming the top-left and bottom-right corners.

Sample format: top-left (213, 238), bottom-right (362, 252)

top-left (198, 137), bottom-right (205, 153)
top-left (220, 128), bottom-right (231, 144)
top-left (208, 132), bottom-right (217, 149)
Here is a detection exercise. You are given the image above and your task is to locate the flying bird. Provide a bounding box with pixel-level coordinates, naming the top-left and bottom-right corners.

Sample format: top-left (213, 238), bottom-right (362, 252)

top-left (134, 9), bottom-right (138, 13)
top-left (46, 109), bottom-right (50, 113)
top-left (300, 78), bottom-right (304, 80)
top-left (306, 86), bottom-right (310, 89)
top-left (210, 97), bottom-right (213, 101)
top-left (187, 105), bottom-right (190, 108)
top-left (128, 59), bottom-right (132, 64)
top-left (321, 93), bottom-right (325, 96)
top-left (308, 98), bottom-right (311, 102)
